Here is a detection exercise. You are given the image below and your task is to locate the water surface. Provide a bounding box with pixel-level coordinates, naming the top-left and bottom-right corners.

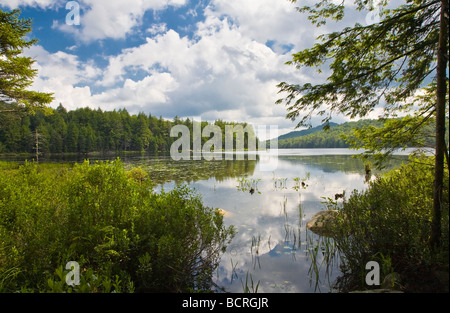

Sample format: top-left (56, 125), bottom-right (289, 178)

top-left (133, 148), bottom-right (410, 293)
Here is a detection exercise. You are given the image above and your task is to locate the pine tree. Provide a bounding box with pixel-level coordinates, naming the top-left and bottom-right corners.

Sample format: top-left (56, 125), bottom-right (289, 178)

top-left (0, 9), bottom-right (53, 116)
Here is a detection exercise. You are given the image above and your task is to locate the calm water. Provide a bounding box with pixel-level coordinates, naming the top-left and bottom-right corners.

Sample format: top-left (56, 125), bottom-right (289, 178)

top-left (123, 148), bottom-right (410, 293)
top-left (1, 148), bottom-right (412, 293)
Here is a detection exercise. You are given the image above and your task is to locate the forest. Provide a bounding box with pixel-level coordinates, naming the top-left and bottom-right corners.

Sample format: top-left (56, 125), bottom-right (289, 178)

top-left (0, 104), bottom-right (257, 156)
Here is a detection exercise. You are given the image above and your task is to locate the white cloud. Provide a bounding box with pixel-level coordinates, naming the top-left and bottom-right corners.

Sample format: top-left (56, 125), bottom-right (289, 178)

top-left (40, 79), bottom-right (94, 112)
top-left (147, 23), bottom-right (168, 35)
top-left (91, 73), bottom-right (179, 112)
top-left (52, 0), bottom-right (188, 43)
top-left (0, 0), bottom-right (60, 9)
top-left (98, 29), bottom-right (193, 87)
top-left (24, 45), bottom-right (100, 111)
top-left (206, 0), bottom-right (319, 52)
top-left (25, 44), bottom-right (182, 112)
top-left (26, 45), bottom-right (100, 85)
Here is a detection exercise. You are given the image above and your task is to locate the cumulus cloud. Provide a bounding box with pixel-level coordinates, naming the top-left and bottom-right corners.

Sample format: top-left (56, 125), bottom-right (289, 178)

top-left (52, 0), bottom-right (188, 42)
top-left (91, 73), bottom-right (179, 112)
top-left (93, 13), bottom-right (305, 127)
top-left (26, 45), bottom-right (100, 85)
top-left (206, 0), bottom-right (317, 51)
top-left (16, 0), bottom-right (342, 133)
top-left (25, 44), bottom-right (182, 112)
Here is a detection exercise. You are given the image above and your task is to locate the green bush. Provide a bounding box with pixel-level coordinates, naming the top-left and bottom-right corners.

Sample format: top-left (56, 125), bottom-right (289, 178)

top-left (331, 156), bottom-right (449, 292)
top-left (0, 160), bottom-right (235, 293)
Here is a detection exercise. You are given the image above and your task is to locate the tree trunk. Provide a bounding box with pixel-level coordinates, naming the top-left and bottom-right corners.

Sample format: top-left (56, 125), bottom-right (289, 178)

top-left (430, 0), bottom-right (449, 249)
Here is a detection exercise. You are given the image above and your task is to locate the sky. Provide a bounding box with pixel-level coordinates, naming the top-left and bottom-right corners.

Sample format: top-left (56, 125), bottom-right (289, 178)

top-left (0, 0), bottom-right (379, 137)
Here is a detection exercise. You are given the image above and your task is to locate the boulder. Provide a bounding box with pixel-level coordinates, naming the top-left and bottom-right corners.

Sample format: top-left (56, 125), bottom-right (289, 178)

top-left (306, 210), bottom-right (340, 237)
top-left (216, 209), bottom-right (233, 217)
top-left (349, 273), bottom-right (404, 293)
top-left (382, 272), bottom-right (403, 291)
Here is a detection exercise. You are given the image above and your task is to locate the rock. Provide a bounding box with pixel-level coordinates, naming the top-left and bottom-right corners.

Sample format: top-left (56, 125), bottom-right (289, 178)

top-left (306, 210), bottom-right (340, 237)
top-left (382, 272), bottom-right (403, 290)
top-left (216, 209), bottom-right (233, 217)
top-left (349, 273), bottom-right (405, 293)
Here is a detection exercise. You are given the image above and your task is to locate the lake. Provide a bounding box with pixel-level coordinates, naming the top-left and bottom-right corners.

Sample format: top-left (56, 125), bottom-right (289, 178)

top-left (137, 148), bottom-right (410, 293)
top-left (1, 148), bottom-right (413, 293)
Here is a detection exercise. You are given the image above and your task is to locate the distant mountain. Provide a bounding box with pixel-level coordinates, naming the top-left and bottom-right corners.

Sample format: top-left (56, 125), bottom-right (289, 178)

top-left (276, 122), bottom-right (339, 141)
top-left (274, 120), bottom-right (384, 149)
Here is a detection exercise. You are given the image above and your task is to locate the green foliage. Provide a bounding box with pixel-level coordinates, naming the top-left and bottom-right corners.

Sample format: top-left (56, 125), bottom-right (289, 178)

top-left (330, 156), bottom-right (449, 292)
top-left (0, 160), bottom-right (235, 293)
top-left (345, 115), bottom-right (440, 168)
top-left (277, 1), bottom-right (448, 174)
top-left (45, 263), bottom-right (134, 293)
top-left (126, 166), bottom-right (149, 183)
top-left (0, 8), bottom-right (53, 116)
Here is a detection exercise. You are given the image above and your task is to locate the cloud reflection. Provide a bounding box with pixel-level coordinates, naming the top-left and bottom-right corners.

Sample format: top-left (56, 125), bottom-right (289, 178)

top-left (147, 151), bottom-right (408, 292)
top-left (184, 154), bottom-right (372, 293)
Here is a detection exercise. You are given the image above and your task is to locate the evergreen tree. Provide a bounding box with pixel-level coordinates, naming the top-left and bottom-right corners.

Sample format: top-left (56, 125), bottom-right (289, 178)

top-left (65, 122), bottom-right (79, 153)
top-left (0, 9), bottom-right (53, 116)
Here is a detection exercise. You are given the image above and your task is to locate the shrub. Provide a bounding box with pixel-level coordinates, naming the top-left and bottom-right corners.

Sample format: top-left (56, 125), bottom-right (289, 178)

top-left (0, 160), bottom-right (235, 293)
top-left (331, 156), bottom-right (449, 292)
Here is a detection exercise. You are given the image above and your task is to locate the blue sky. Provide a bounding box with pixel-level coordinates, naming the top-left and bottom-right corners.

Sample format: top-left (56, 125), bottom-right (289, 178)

top-left (0, 0), bottom-right (377, 136)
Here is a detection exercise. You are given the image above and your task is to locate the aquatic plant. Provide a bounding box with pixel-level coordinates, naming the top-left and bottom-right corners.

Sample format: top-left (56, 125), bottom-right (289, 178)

top-left (236, 177), bottom-right (261, 194)
top-left (241, 271), bottom-right (260, 293)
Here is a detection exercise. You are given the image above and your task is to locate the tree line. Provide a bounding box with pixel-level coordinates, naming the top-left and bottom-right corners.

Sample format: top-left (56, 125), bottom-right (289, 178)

top-left (0, 104), bottom-right (256, 155)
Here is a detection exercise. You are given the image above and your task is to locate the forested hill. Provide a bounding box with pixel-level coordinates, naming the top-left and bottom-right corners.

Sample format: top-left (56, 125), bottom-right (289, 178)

top-left (276, 122), bottom-right (339, 141)
top-left (276, 120), bottom-right (384, 149)
top-left (0, 105), bottom-right (255, 155)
